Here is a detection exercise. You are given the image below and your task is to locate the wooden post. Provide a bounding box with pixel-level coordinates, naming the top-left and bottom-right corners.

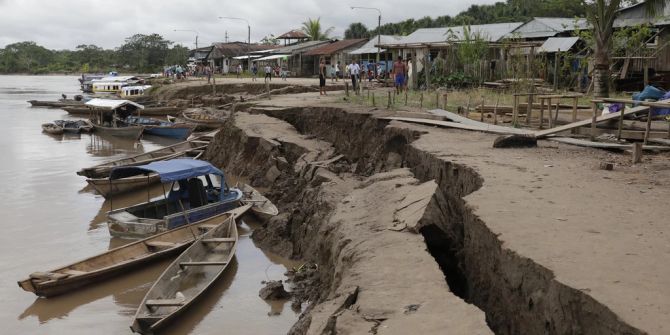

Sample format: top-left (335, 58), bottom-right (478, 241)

top-left (420, 92), bottom-right (423, 108)
top-left (345, 82), bottom-right (350, 97)
top-left (480, 96), bottom-right (485, 122)
top-left (617, 104), bottom-right (626, 140)
top-left (465, 96), bottom-right (471, 118)
top-left (512, 95), bottom-right (518, 126)
top-left (539, 97), bottom-right (545, 129)
top-left (435, 91), bottom-right (439, 108)
top-left (425, 54), bottom-right (431, 90)
top-left (493, 94), bottom-right (500, 125)
top-left (571, 97), bottom-right (578, 134)
top-left (554, 49), bottom-right (560, 91)
top-left (444, 92), bottom-right (448, 109)
top-left (388, 91), bottom-right (392, 109)
top-left (526, 93), bottom-right (533, 125)
top-left (553, 99), bottom-right (560, 127)
top-left (632, 142), bottom-right (643, 164)
top-left (411, 51), bottom-right (418, 90)
top-left (548, 98), bottom-right (553, 128)
top-left (591, 101), bottom-right (598, 141)
top-left (644, 60), bottom-right (649, 86)
top-left (405, 91), bottom-right (408, 106)
top-left (266, 81), bottom-right (271, 100)
top-left (643, 108), bottom-right (653, 145)
top-left (372, 93), bottom-right (376, 107)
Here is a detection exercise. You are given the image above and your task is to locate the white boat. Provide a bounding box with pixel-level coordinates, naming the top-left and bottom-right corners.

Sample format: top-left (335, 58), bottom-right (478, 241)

top-left (240, 184), bottom-right (278, 221)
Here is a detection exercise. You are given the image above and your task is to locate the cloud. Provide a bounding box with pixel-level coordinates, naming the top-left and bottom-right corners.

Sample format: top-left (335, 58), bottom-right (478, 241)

top-left (0, 0), bottom-right (498, 50)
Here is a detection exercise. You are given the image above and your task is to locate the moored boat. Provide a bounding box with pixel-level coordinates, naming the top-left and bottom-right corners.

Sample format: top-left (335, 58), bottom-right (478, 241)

top-left (63, 106), bottom-right (182, 117)
top-left (29, 99), bottom-right (85, 108)
top-left (87, 173), bottom-right (161, 198)
top-left (168, 111), bottom-right (226, 130)
top-left (41, 123), bottom-right (64, 135)
top-left (125, 116), bottom-right (194, 140)
top-left (86, 98), bottom-right (145, 140)
top-left (107, 159), bottom-right (243, 238)
top-left (76, 132), bottom-right (214, 178)
top-left (240, 183), bottom-right (278, 221)
top-left (17, 205), bottom-right (250, 298)
top-left (54, 120), bottom-right (94, 133)
top-left (131, 213), bottom-right (238, 334)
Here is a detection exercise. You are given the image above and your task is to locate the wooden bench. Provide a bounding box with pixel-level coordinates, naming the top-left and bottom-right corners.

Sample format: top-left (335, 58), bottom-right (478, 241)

top-left (145, 299), bottom-right (185, 307)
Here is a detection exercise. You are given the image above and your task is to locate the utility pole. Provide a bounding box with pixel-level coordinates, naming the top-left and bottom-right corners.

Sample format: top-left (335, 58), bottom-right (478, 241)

top-left (351, 6), bottom-right (382, 77)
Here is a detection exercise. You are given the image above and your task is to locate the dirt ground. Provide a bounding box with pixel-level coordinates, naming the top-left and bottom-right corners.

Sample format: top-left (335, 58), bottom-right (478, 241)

top-left (195, 77), bottom-right (669, 334)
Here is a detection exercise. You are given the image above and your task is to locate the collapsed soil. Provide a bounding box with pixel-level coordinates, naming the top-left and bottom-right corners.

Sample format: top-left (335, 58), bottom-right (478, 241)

top-left (193, 79), bottom-right (669, 335)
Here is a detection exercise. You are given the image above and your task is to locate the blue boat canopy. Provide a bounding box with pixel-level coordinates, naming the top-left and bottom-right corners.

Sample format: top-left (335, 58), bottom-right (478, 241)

top-left (110, 159), bottom-right (225, 183)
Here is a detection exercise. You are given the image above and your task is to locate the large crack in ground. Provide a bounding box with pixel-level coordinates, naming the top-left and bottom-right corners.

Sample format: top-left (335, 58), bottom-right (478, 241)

top-left (204, 105), bottom-right (647, 334)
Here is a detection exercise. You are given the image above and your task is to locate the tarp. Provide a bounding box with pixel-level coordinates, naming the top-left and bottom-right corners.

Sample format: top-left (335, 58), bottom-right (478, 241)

top-left (85, 98), bottom-right (145, 110)
top-left (232, 55), bottom-right (261, 60)
top-left (110, 159), bottom-right (225, 182)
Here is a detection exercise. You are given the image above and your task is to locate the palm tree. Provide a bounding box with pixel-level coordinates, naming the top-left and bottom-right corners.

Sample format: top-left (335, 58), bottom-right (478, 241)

top-left (345, 22), bottom-right (370, 39)
top-left (301, 17), bottom-right (335, 41)
top-left (588, 0), bottom-right (667, 97)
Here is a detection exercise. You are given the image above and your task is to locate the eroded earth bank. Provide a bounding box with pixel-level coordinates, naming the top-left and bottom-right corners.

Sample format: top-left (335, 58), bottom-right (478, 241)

top-left (183, 84), bottom-right (668, 335)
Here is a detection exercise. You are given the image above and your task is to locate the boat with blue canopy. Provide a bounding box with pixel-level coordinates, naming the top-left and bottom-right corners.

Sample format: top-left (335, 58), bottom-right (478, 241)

top-left (106, 159), bottom-right (242, 238)
top-left (125, 116), bottom-right (194, 140)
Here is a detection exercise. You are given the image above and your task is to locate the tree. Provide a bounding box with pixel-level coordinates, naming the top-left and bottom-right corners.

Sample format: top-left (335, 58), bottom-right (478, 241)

top-left (117, 33), bottom-right (173, 72)
top-left (301, 17), bottom-right (334, 41)
top-left (260, 34), bottom-right (279, 46)
top-left (587, 0), bottom-right (667, 97)
top-left (345, 23), bottom-right (370, 39)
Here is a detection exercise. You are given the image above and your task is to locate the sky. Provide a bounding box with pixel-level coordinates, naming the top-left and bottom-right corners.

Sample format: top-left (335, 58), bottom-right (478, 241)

top-left (0, 0), bottom-right (499, 50)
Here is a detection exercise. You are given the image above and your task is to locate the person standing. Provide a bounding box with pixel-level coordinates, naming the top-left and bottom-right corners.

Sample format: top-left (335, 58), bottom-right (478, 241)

top-left (319, 57), bottom-right (327, 96)
top-left (350, 59), bottom-right (361, 94)
top-left (205, 64), bottom-right (212, 84)
top-left (264, 64), bottom-right (272, 82)
top-left (392, 56), bottom-right (407, 94)
top-left (335, 61), bottom-right (341, 82)
top-left (251, 63), bottom-right (258, 81)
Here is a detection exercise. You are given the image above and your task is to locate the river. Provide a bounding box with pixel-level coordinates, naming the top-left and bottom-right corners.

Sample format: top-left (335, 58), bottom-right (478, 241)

top-left (0, 75), bottom-right (300, 335)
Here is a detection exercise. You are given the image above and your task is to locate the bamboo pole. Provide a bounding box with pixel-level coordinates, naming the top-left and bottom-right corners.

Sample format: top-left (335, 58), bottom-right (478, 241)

top-left (617, 105), bottom-right (626, 140)
top-left (571, 97), bottom-right (578, 134)
top-left (644, 109), bottom-right (653, 145)
top-left (539, 97), bottom-right (545, 129)
top-left (493, 94), bottom-right (500, 125)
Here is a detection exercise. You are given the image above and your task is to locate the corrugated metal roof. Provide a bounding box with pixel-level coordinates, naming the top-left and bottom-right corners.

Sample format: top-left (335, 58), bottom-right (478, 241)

top-left (380, 22), bottom-right (523, 47)
top-left (511, 17), bottom-right (590, 39)
top-left (271, 40), bottom-right (330, 54)
top-left (277, 30), bottom-right (309, 39)
top-left (349, 35), bottom-right (402, 54)
top-left (303, 39), bottom-right (368, 56)
top-left (85, 99), bottom-right (144, 110)
top-left (210, 42), bottom-right (270, 58)
top-left (615, 3), bottom-right (670, 27)
top-left (538, 37), bottom-right (579, 53)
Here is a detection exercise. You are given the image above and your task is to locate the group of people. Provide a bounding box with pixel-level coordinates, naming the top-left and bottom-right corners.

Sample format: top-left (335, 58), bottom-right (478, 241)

top-left (318, 56), bottom-right (412, 96)
top-left (251, 63), bottom-right (287, 82)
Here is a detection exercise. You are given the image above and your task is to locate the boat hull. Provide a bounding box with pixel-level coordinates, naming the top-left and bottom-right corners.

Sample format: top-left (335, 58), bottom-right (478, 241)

top-left (131, 215), bottom-right (238, 334)
top-left (108, 190), bottom-right (243, 238)
top-left (240, 184), bottom-right (278, 221)
top-left (17, 208), bottom-right (248, 298)
top-left (87, 173), bottom-right (161, 198)
top-left (41, 123), bottom-right (64, 135)
top-left (92, 124), bottom-right (144, 140)
top-left (143, 125), bottom-right (193, 140)
top-left (63, 106), bottom-right (181, 117)
top-left (76, 131), bottom-right (216, 178)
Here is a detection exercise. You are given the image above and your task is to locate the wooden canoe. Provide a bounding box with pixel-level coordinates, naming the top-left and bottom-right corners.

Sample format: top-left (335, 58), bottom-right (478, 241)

top-left (92, 123), bottom-right (144, 140)
top-left (131, 213), bottom-right (239, 334)
top-left (76, 131), bottom-right (216, 178)
top-left (41, 123), bottom-right (64, 135)
top-left (87, 173), bottom-right (162, 198)
top-left (29, 99), bottom-right (84, 108)
top-left (17, 205), bottom-right (250, 298)
top-left (240, 183), bottom-right (278, 221)
top-left (169, 112), bottom-right (226, 130)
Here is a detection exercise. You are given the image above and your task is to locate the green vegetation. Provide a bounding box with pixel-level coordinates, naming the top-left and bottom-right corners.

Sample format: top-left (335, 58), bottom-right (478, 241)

top-left (363, 0), bottom-right (586, 36)
top-left (344, 23), bottom-right (371, 39)
top-left (301, 17), bottom-right (335, 41)
top-left (0, 33), bottom-right (188, 74)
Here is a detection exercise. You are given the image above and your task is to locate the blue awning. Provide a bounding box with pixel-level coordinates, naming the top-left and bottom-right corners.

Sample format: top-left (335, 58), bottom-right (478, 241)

top-left (110, 159), bottom-right (224, 182)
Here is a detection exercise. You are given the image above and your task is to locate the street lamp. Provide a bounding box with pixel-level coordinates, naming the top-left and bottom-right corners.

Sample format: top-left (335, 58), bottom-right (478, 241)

top-left (218, 16), bottom-right (252, 71)
top-left (351, 6), bottom-right (381, 76)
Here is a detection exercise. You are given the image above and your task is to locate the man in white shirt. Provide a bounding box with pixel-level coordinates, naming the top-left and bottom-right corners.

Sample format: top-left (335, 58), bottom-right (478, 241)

top-left (349, 60), bottom-right (360, 94)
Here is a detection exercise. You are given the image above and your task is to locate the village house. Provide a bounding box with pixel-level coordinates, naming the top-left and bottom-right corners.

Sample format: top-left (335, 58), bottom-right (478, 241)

top-left (303, 39), bottom-right (368, 76)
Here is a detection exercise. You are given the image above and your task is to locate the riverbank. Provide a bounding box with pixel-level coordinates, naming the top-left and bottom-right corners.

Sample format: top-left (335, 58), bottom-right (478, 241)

top-left (169, 78), bottom-right (670, 334)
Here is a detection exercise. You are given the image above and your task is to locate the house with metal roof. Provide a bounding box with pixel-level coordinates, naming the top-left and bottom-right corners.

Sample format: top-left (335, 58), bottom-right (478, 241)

top-left (510, 18), bottom-right (590, 40)
top-left (207, 42), bottom-right (273, 74)
top-left (276, 29), bottom-right (310, 45)
top-left (302, 39), bottom-right (368, 76)
top-left (250, 40), bottom-right (331, 76)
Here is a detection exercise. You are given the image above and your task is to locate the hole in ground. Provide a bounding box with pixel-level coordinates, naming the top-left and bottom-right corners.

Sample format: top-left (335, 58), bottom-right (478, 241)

top-left (420, 224), bottom-right (468, 300)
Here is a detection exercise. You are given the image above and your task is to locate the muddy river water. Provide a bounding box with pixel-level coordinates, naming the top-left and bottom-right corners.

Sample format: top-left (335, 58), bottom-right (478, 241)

top-left (0, 75), bottom-right (300, 334)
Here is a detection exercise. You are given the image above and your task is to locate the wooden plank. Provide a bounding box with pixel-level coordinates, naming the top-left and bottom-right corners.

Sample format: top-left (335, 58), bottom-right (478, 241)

top-left (535, 106), bottom-right (650, 138)
top-left (428, 109), bottom-right (532, 135)
top-left (179, 261), bottom-right (228, 267)
top-left (201, 238), bottom-right (236, 243)
top-left (548, 137), bottom-right (670, 151)
top-left (146, 299), bottom-right (185, 307)
top-left (61, 269), bottom-right (87, 276)
top-left (29, 272), bottom-right (69, 280)
top-left (381, 116), bottom-right (531, 136)
top-left (648, 138), bottom-right (670, 146)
